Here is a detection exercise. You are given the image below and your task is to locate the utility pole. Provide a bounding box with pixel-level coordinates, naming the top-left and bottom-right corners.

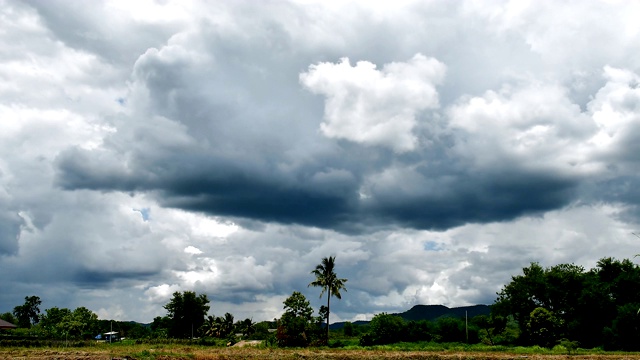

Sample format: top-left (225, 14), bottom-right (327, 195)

top-left (465, 311), bottom-right (468, 343)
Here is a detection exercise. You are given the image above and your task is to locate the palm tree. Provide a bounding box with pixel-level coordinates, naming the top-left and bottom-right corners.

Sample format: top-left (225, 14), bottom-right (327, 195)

top-left (240, 318), bottom-right (255, 337)
top-left (202, 315), bottom-right (219, 337)
top-left (308, 256), bottom-right (348, 344)
top-left (221, 313), bottom-right (235, 337)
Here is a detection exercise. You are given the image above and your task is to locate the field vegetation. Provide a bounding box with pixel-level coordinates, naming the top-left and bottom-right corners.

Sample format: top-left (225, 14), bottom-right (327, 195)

top-left (1, 340), bottom-right (640, 360)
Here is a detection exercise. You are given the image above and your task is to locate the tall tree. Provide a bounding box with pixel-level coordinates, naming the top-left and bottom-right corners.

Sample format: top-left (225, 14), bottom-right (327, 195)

top-left (164, 291), bottom-right (210, 338)
top-left (308, 256), bottom-right (347, 344)
top-left (13, 295), bottom-right (42, 328)
top-left (201, 315), bottom-right (219, 337)
top-left (220, 312), bottom-right (235, 338)
top-left (239, 318), bottom-right (255, 337)
top-left (39, 307), bottom-right (72, 338)
top-left (278, 291), bottom-right (316, 347)
top-left (62, 307), bottom-right (99, 339)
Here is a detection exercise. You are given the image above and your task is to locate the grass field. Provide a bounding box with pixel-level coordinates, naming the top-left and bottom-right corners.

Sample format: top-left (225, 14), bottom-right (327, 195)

top-left (2, 343), bottom-right (640, 360)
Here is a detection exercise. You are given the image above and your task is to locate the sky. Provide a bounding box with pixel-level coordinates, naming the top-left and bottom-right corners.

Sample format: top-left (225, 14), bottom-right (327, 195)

top-left (1, 0), bottom-right (640, 324)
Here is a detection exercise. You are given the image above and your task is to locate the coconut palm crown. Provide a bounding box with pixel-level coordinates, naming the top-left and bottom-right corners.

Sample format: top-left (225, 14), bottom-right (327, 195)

top-left (308, 255), bottom-right (347, 344)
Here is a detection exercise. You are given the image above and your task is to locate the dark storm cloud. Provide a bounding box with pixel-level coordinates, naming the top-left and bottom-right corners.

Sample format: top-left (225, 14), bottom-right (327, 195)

top-left (0, 211), bottom-right (22, 256)
top-left (52, 39), bottom-right (586, 234)
top-left (55, 141), bottom-right (363, 229)
top-left (73, 269), bottom-right (159, 287)
top-left (366, 169), bottom-right (578, 230)
top-left (55, 133), bottom-right (582, 233)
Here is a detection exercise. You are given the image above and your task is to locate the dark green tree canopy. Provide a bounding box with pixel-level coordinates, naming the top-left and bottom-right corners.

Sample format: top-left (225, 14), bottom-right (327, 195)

top-left (38, 307), bottom-right (72, 338)
top-left (471, 314), bottom-right (506, 345)
top-left (278, 291), bottom-right (319, 347)
top-left (309, 256), bottom-right (348, 300)
top-left (362, 313), bottom-right (406, 345)
top-left (527, 307), bottom-right (562, 348)
top-left (283, 291), bottom-right (313, 321)
top-left (13, 295), bottom-right (42, 328)
top-left (63, 307), bottom-right (99, 339)
top-left (164, 291), bottom-right (210, 339)
top-left (493, 258), bottom-right (640, 349)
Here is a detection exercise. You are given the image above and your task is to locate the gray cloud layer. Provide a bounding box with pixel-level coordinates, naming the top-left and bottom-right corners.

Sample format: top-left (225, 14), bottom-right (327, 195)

top-left (1, 0), bottom-right (640, 323)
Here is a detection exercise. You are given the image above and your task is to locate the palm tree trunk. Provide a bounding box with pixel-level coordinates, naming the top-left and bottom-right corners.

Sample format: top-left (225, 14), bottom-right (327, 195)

top-left (326, 288), bottom-right (330, 345)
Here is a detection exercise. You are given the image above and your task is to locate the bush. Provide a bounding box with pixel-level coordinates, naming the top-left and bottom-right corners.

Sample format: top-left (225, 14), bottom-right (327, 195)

top-left (557, 338), bottom-right (579, 354)
top-left (405, 320), bottom-right (434, 342)
top-left (436, 316), bottom-right (467, 343)
top-left (360, 313), bottom-right (405, 345)
top-left (342, 321), bottom-right (355, 337)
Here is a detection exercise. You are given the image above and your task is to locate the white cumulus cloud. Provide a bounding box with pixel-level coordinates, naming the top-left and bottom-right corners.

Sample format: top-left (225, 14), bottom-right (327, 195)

top-left (300, 53), bottom-right (445, 153)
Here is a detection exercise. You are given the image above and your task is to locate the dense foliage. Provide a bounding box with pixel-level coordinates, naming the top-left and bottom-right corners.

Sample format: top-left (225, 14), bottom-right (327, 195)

top-left (277, 291), bottom-right (324, 347)
top-left (3, 302), bottom-right (107, 340)
top-left (160, 291), bottom-right (210, 339)
top-left (39, 306), bottom-right (99, 339)
top-left (13, 296), bottom-right (42, 328)
top-left (359, 313), bottom-right (480, 346)
top-left (493, 258), bottom-right (640, 350)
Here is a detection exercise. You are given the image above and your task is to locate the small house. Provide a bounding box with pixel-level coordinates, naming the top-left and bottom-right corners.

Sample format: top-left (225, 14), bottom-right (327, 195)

top-left (95, 331), bottom-right (119, 342)
top-left (0, 319), bottom-right (17, 329)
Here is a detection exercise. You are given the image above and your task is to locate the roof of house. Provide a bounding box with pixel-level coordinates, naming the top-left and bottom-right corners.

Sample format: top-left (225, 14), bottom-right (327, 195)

top-left (0, 319), bottom-right (17, 329)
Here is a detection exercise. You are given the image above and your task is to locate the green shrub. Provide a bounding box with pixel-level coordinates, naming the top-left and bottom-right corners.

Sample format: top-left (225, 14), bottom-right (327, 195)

top-left (360, 313), bottom-right (405, 345)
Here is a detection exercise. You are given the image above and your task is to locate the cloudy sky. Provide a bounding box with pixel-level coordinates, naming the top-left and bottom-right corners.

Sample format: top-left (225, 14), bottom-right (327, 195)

top-left (2, 0), bottom-right (640, 324)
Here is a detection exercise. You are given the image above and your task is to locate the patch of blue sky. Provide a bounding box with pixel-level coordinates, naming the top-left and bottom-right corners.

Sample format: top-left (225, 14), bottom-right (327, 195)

top-left (133, 208), bottom-right (150, 221)
top-left (424, 241), bottom-right (443, 251)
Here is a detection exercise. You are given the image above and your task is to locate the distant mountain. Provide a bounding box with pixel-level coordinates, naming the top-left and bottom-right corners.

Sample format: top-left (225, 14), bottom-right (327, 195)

top-left (329, 320), bottom-right (369, 330)
top-left (394, 304), bottom-right (490, 322)
top-left (329, 304), bottom-right (490, 329)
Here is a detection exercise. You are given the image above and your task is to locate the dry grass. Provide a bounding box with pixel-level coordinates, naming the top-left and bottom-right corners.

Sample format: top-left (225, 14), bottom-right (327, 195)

top-left (2, 345), bottom-right (640, 360)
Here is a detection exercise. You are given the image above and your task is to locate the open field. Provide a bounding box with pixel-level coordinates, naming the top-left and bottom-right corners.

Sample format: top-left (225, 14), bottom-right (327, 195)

top-left (3, 345), bottom-right (640, 360)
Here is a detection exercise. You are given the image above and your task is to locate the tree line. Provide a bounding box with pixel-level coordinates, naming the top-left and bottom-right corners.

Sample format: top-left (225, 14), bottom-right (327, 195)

top-left (0, 256), bottom-right (347, 346)
top-left (356, 257), bottom-right (640, 350)
top-left (0, 296), bottom-right (149, 340)
top-left (492, 257), bottom-right (640, 350)
top-left (148, 255), bottom-right (346, 346)
top-left (2, 256), bottom-right (640, 350)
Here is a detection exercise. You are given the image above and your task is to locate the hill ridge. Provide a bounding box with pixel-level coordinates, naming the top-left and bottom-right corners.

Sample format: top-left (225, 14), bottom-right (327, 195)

top-left (329, 304), bottom-right (490, 330)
